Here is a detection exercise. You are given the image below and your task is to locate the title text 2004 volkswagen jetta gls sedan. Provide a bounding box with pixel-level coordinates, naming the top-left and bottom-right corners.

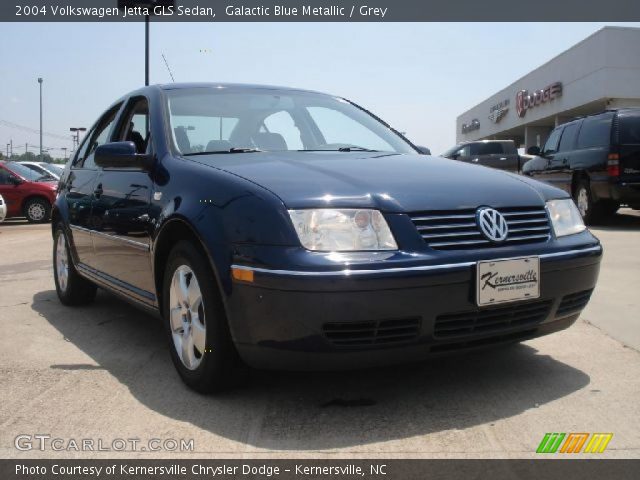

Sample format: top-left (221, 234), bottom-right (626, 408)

top-left (52, 84), bottom-right (602, 392)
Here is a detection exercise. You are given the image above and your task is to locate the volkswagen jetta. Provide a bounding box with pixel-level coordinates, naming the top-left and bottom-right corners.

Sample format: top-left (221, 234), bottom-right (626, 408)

top-left (52, 83), bottom-right (602, 392)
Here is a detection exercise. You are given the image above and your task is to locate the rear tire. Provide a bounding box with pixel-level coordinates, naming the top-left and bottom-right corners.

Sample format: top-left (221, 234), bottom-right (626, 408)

top-left (162, 241), bottom-right (243, 393)
top-left (53, 225), bottom-right (97, 305)
top-left (573, 179), bottom-right (602, 225)
top-left (24, 197), bottom-right (51, 223)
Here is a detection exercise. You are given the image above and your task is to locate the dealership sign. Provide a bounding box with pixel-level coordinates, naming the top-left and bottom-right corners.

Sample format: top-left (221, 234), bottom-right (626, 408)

top-left (488, 99), bottom-right (510, 123)
top-left (516, 82), bottom-right (563, 118)
top-left (461, 119), bottom-right (480, 134)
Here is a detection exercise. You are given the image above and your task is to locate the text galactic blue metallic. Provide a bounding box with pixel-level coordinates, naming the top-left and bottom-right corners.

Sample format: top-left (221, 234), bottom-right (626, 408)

top-left (52, 84), bottom-right (602, 392)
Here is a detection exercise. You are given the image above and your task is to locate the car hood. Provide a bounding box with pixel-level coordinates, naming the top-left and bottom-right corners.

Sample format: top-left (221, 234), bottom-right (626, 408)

top-left (192, 151), bottom-right (566, 211)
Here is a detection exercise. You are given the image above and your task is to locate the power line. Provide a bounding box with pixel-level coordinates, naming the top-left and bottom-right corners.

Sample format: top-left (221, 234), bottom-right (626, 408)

top-left (0, 119), bottom-right (71, 141)
top-left (161, 53), bottom-right (176, 82)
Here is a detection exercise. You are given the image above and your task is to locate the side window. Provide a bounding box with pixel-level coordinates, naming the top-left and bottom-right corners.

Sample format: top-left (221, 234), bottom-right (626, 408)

top-left (543, 127), bottom-right (563, 155)
top-left (457, 145), bottom-right (471, 157)
top-left (72, 129), bottom-right (95, 168)
top-left (117, 97), bottom-right (150, 154)
top-left (577, 113), bottom-right (614, 149)
top-left (260, 111), bottom-right (303, 150)
top-left (471, 142), bottom-right (503, 155)
top-left (558, 122), bottom-right (580, 152)
top-left (0, 168), bottom-right (12, 185)
top-left (75, 104), bottom-right (122, 169)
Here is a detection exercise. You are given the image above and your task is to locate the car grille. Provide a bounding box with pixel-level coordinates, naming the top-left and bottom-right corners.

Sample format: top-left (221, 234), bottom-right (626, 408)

top-left (409, 206), bottom-right (551, 249)
top-left (556, 289), bottom-right (594, 318)
top-left (434, 299), bottom-right (553, 338)
top-left (322, 317), bottom-right (421, 347)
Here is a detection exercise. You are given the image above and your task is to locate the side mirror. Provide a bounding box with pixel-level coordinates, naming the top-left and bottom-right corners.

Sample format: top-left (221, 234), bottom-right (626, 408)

top-left (416, 145), bottom-right (431, 155)
top-left (527, 145), bottom-right (541, 156)
top-left (9, 175), bottom-right (23, 185)
top-left (95, 142), bottom-right (155, 171)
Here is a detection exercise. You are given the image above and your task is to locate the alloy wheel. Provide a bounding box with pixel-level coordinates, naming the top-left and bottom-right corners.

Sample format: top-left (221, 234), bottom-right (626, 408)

top-left (169, 265), bottom-right (206, 370)
top-left (576, 187), bottom-right (589, 217)
top-left (55, 232), bottom-right (69, 292)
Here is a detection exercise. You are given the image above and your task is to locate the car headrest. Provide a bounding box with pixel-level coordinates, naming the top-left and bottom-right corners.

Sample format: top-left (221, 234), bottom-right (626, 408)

top-left (253, 132), bottom-right (287, 151)
top-left (206, 140), bottom-right (232, 152)
top-left (174, 127), bottom-right (191, 153)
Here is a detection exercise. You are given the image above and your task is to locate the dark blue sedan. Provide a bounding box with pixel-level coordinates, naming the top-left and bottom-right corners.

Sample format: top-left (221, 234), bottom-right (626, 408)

top-left (52, 83), bottom-right (602, 392)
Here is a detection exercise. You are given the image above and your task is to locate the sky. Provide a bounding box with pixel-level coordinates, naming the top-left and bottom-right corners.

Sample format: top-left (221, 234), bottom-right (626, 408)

top-left (1, 21), bottom-right (640, 158)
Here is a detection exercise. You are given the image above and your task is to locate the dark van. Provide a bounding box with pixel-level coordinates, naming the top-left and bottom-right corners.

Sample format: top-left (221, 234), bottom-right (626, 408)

top-left (442, 140), bottom-right (521, 173)
top-left (523, 108), bottom-right (640, 224)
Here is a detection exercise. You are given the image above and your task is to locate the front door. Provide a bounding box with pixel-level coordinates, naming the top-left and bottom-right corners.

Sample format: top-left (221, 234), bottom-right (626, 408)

top-left (89, 97), bottom-right (155, 299)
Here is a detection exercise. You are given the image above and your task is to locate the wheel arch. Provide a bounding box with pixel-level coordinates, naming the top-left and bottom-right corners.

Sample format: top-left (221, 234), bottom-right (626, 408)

top-left (152, 216), bottom-right (229, 317)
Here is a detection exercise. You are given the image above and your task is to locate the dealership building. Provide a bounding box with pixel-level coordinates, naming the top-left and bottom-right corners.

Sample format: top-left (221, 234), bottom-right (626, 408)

top-left (456, 26), bottom-right (640, 150)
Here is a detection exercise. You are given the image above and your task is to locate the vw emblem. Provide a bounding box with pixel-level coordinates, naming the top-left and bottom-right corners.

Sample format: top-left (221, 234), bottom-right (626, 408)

top-left (477, 207), bottom-right (508, 242)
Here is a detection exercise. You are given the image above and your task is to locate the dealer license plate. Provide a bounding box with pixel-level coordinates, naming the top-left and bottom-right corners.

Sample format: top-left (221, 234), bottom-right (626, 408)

top-left (476, 256), bottom-right (540, 307)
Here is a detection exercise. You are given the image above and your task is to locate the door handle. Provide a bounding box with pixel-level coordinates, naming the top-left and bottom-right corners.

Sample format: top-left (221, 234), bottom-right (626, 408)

top-left (472, 158), bottom-right (479, 163)
top-left (499, 157), bottom-right (507, 160)
top-left (93, 184), bottom-right (103, 198)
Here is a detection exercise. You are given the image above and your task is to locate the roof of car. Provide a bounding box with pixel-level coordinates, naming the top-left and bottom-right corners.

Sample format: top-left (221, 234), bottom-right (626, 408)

top-left (155, 82), bottom-right (328, 95)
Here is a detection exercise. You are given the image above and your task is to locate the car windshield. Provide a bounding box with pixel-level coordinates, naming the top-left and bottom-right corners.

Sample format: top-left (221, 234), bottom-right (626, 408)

top-left (441, 145), bottom-right (462, 157)
top-left (6, 161), bottom-right (52, 181)
top-left (165, 88), bottom-right (416, 155)
top-left (41, 163), bottom-right (63, 176)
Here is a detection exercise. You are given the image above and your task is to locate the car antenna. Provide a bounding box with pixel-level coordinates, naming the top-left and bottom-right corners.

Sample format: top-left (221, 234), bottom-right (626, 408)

top-left (161, 53), bottom-right (176, 82)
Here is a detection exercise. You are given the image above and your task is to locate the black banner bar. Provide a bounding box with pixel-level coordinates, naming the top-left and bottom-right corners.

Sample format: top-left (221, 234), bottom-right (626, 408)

top-left (2, 460), bottom-right (640, 480)
top-left (3, 0), bottom-right (640, 22)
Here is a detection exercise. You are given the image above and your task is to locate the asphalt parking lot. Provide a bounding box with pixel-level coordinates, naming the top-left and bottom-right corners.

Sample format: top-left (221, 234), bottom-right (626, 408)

top-left (0, 211), bottom-right (639, 459)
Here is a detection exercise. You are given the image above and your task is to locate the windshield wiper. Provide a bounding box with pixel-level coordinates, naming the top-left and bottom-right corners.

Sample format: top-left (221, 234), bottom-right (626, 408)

top-left (183, 147), bottom-right (262, 156)
top-left (297, 147), bottom-right (380, 153)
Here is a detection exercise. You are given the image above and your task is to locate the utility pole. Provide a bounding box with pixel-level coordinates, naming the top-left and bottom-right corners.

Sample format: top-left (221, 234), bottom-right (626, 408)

top-left (38, 77), bottom-right (43, 161)
top-left (145, 15), bottom-right (150, 86)
top-left (9, 139), bottom-right (12, 158)
top-left (5, 144), bottom-right (8, 158)
top-left (62, 147), bottom-right (68, 160)
top-left (70, 127), bottom-right (86, 150)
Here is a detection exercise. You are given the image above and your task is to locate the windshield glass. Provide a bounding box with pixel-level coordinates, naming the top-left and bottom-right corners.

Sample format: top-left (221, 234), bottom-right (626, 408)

top-left (42, 163), bottom-right (63, 176)
top-left (441, 145), bottom-right (462, 157)
top-left (6, 162), bottom-right (51, 181)
top-left (165, 88), bottom-right (416, 155)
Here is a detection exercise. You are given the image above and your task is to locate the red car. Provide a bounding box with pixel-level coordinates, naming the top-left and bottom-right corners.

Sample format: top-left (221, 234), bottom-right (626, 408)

top-left (0, 161), bottom-right (57, 223)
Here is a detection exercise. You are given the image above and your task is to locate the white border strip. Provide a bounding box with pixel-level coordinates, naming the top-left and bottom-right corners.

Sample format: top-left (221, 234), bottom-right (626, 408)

top-left (231, 245), bottom-right (601, 277)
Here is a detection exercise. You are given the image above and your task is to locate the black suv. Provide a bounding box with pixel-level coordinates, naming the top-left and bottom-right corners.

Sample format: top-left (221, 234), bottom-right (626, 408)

top-left (523, 109), bottom-right (640, 224)
top-left (442, 140), bottom-right (521, 172)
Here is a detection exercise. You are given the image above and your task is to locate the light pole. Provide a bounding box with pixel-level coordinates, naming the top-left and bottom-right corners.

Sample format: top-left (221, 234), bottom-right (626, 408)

top-left (62, 147), bottom-right (68, 160)
top-left (38, 77), bottom-right (43, 161)
top-left (70, 127), bottom-right (87, 150)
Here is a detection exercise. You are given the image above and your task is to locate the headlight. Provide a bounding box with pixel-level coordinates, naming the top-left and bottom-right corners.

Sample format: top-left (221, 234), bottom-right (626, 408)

top-left (546, 199), bottom-right (586, 237)
top-left (288, 209), bottom-right (398, 251)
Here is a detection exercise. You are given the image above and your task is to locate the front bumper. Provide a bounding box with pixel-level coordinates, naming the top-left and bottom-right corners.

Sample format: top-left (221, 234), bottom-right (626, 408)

top-left (226, 243), bottom-right (602, 370)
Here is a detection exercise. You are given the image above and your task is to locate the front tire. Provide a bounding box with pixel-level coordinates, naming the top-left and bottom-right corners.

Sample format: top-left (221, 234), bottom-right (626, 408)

top-left (162, 241), bottom-right (242, 393)
top-left (53, 225), bottom-right (97, 305)
top-left (24, 197), bottom-right (51, 223)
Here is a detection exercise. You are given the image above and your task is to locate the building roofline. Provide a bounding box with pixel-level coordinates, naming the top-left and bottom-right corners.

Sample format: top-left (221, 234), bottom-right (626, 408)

top-left (458, 26), bottom-right (640, 119)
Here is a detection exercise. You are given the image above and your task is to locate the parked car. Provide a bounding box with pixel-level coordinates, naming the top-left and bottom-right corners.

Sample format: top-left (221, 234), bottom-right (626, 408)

top-left (523, 108), bottom-right (640, 224)
top-left (442, 140), bottom-right (521, 172)
top-left (0, 161), bottom-right (57, 222)
top-left (18, 161), bottom-right (62, 180)
top-left (53, 83), bottom-right (601, 392)
top-left (0, 194), bottom-right (7, 223)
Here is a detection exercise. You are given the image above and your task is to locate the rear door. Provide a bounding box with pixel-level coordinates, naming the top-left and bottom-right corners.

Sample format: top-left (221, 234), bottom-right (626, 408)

top-left (89, 96), bottom-right (155, 298)
top-left (616, 110), bottom-right (640, 183)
